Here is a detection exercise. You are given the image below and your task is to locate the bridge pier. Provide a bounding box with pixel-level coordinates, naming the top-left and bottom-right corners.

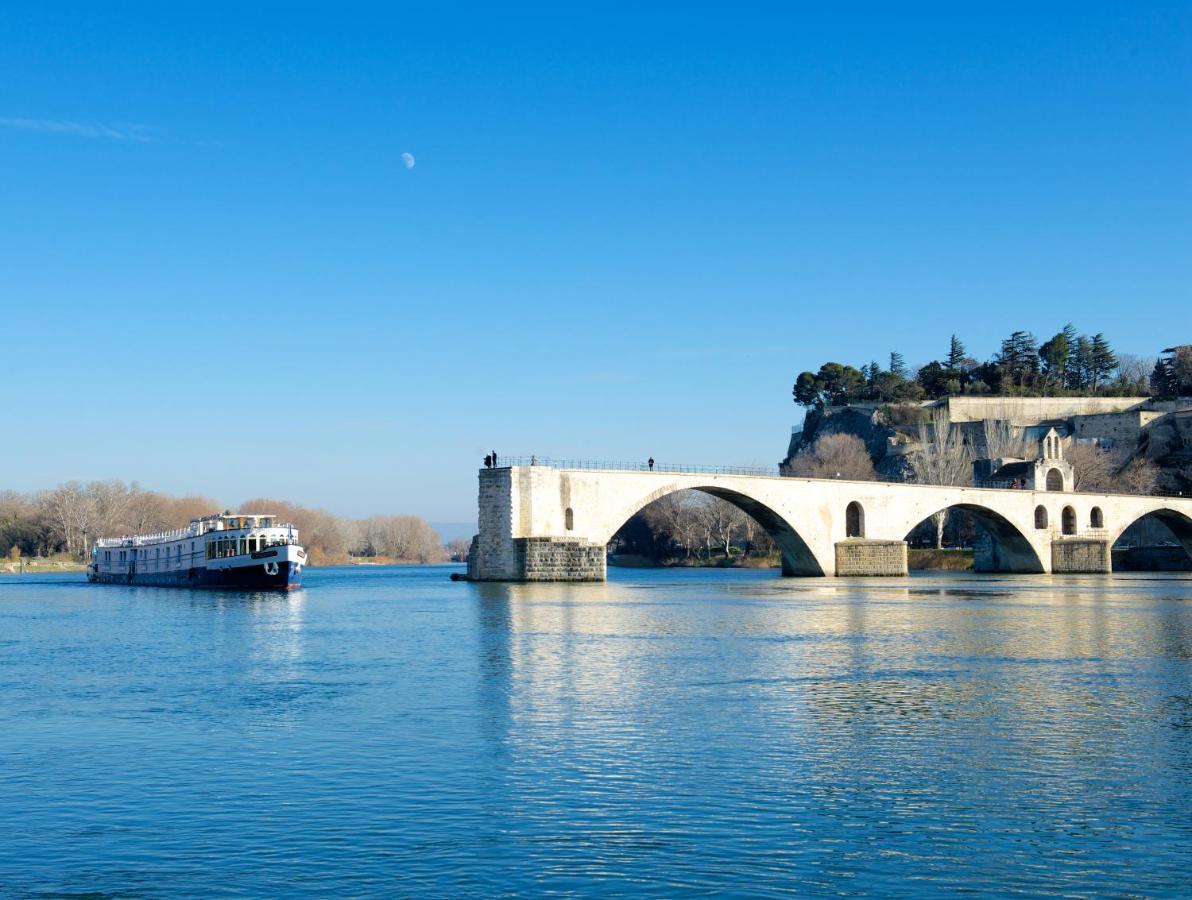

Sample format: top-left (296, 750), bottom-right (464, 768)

top-left (1050, 538), bottom-right (1112, 574)
top-left (834, 539), bottom-right (908, 576)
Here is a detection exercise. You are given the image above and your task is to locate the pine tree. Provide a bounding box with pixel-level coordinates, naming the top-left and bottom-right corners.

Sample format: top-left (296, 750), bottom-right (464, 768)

top-left (946, 335), bottom-right (966, 370)
top-left (1038, 327), bottom-right (1071, 390)
top-left (1088, 333), bottom-right (1117, 392)
top-left (1150, 358), bottom-right (1174, 396)
top-left (889, 351), bottom-right (907, 379)
top-left (1068, 336), bottom-right (1093, 390)
top-left (998, 331), bottom-right (1040, 390)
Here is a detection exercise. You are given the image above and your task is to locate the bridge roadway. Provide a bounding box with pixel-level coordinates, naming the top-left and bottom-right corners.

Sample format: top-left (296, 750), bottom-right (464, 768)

top-left (468, 463), bottom-right (1192, 581)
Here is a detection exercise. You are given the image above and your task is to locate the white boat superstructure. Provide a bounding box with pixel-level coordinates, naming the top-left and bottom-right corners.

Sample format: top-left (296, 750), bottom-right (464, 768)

top-left (89, 513), bottom-right (306, 589)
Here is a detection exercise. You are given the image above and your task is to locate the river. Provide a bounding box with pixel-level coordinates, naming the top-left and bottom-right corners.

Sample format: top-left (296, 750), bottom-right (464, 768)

top-left (2, 566), bottom-right (1191, 896)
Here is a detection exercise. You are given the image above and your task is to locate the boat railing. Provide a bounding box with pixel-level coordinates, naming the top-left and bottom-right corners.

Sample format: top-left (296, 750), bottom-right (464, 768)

top-left (94, 521), bottom-right (298, 548)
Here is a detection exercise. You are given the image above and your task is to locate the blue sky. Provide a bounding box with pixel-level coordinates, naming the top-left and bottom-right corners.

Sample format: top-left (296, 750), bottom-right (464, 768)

top-left (2, 2), bottom-right (1189, 521)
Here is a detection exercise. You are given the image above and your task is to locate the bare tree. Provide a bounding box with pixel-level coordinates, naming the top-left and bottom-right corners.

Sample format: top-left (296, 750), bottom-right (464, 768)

top-left (641, 491), bottom-right (703, 559)
top-left (359, 515), bottom-right (445, 562)
top-left (38, 482), bottom-right (87, 556)
top-left (1066, 443), bottom-right (1160, 495)
top-left (787, 433), bottom-right (877, 480)
top-left (1115, 353), bottom-right (1156, 392)
top-left (699, 497), bottom-right (744, 557)
top-left (909, 410), bottom-right (973, 548)
top-left (982, 419), bottom-right (1032, 460)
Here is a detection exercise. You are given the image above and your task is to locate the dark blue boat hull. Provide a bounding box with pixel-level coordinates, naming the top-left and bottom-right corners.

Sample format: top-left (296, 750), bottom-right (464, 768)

top-left (89, 560), bottom-right (302, 590)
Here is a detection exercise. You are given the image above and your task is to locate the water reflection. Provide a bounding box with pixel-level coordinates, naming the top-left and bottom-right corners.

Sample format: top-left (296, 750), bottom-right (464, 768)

top-left (4, 568), bottom-right (1192, 895)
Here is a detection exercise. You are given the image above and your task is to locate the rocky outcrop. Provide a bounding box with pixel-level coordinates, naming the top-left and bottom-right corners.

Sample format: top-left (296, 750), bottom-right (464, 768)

top-left (784, 405), bottom-right (914, 481)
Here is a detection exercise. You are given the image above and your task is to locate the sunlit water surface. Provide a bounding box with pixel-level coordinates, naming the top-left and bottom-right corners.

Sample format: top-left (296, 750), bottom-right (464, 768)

top-left (2, 566), bottom-right (1191, 896)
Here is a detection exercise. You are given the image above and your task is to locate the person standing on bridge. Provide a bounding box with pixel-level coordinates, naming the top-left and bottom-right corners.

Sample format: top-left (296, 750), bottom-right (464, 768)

top-left (484, 454), bottom-right (491, 468)
top-left (648, 457), bottom-right (654, 471)
top-left (492, 450), bottom-right (498, 467)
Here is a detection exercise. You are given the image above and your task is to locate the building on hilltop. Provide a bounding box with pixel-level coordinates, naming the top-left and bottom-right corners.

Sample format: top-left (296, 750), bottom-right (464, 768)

top-left (784, 395), bottom-right (1192, 491)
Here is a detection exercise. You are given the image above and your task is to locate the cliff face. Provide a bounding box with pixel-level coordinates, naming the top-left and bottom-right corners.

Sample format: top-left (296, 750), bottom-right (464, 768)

top-left (787, 401), bottom-right (1192, 492)
top-left (1142, 410), bottom-right (1192, 492)
top-left (785, 406), bottom-right (914, 481)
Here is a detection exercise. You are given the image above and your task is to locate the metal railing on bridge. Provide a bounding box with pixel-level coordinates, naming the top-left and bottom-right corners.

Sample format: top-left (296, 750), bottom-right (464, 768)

top-left (490, 456), bottom-right (779, 477)
top-left (488, 457), bottom-right (1191, 497)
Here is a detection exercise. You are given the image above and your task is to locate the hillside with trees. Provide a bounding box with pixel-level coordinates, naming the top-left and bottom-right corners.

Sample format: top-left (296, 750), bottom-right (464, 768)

top-left (0, 481), bottom-right (447, 566)
top-left (792, 328), bottom-right (1187, 409)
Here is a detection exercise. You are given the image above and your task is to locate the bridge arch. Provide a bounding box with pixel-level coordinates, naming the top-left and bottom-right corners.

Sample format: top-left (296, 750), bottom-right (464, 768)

top-left (1107, 505), bottom-right (1192, 564)
top-left (601, 482), bottom-right (827, 576)
top-left (903, 502), bottom-right (1046, 573)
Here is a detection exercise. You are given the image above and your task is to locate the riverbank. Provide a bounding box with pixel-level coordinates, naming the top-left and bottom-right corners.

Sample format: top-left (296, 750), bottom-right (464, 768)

top-left (0, 555), bottom-right (86, 575)
top-left (908, 548), bottom-right (974, 570)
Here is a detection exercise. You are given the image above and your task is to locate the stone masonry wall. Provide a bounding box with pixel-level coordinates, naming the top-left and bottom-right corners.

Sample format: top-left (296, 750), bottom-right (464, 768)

top-left (473, 469), bottom-right (517, 580)
top-left (834, 539), bottom-right (908, 576)
top-left (514, 538), bottom-right (606, 581)
top-left (1051, 539), bottom-right (1111, 574)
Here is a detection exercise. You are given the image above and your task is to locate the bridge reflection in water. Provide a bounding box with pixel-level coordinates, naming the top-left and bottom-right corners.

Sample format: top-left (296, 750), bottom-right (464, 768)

top-left (462, 569), bottom-right (1192, 893)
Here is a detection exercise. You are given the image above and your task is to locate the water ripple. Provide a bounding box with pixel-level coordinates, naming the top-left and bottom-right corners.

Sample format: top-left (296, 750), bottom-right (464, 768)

top-left (1, 567), bottom-right (1191, 895)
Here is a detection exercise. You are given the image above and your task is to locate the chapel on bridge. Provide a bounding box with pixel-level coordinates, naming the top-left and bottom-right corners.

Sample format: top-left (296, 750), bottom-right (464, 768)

top-left (972, 427), bottom-right (1074, 492)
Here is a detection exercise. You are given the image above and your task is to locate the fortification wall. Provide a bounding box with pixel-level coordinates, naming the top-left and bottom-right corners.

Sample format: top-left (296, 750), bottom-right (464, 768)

top-left (941, 396), bottom-right (1146, 425)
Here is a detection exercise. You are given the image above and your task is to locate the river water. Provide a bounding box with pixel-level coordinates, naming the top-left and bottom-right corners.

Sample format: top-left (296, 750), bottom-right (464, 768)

top-left (1, 566), bottom-right (1191, 896)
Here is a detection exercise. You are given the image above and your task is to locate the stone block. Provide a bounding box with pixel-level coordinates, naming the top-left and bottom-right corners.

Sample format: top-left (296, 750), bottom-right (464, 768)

top-left (514, 537), bottom-right (606, 581)
top-left (1051, 539), bottom-right (1111, 574)
top-left (835, 539), bottom-right (908, 576)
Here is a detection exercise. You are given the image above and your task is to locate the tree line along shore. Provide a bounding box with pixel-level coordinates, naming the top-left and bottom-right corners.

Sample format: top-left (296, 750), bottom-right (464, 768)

top-left (0, 481), bottom-right (468, 572)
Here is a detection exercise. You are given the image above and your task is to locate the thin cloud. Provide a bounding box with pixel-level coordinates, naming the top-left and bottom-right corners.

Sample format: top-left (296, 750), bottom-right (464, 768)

top-left (0, 116), bottom-right (155, 142)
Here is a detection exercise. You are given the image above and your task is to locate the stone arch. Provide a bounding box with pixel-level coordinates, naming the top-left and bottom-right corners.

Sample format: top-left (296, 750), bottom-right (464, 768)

top-left (845, 501), bottom-right (865, 538)
top-left (1045, 468), bottom-right (1064, 492)
top-left (1062, 506), bottom-right (1076, 535)
top-left (1090, 506), bottom-right (1103, 529)
top-left (1034, 505), bottom-right (1048, 529)
top-left (1108, 506), bottom-right (1192, 566)
top-left (601, 483), bottom-right (827, 576)
top-left (902, 503), bottom-right (1046, 573)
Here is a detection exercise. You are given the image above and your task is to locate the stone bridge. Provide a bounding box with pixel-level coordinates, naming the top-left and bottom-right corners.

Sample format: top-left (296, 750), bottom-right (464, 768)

top-left (468, 464), bottom-right (1192, 581)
